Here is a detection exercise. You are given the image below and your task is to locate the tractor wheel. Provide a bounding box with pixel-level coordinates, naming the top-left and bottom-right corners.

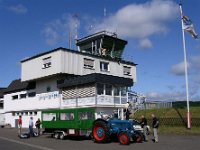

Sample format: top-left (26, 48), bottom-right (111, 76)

top-left (133, 131), bottom-right (143, 143)
top-left (92, 120), bottom-right (110, 143)
top-left (118, 132), bottom-right (130, 145)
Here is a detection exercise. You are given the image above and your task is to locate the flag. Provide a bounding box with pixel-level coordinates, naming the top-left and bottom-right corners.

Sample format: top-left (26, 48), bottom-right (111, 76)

top-left (182, 15), bottom-right (198, 39)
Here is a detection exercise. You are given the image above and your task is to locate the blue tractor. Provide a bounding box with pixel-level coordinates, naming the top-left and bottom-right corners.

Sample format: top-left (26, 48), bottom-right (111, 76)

top-left (92, 118), bottom-right (143, 145)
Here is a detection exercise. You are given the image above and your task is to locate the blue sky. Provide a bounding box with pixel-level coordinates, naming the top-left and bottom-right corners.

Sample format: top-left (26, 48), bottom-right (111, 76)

top-left (0, 0), bottom-right (200, 101)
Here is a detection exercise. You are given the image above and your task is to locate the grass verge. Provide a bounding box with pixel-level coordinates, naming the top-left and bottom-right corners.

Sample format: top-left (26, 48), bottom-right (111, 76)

top-left (158, 126), bottom-right (200, 135)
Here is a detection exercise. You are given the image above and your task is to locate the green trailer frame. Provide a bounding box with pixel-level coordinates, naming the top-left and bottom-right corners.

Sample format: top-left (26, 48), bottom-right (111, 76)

top-left (42, 108), bottom-right (95, 137)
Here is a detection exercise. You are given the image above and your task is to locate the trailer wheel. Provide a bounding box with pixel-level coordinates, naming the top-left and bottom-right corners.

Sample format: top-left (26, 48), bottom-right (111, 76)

top-left (60, 133), bottom-right (65, 140)
top-left (118, 132), bottom-right (130, 145)
top-left (92, 120), bottom-right (109, 143)
top-left (54, 133), bottom-right (60, 139)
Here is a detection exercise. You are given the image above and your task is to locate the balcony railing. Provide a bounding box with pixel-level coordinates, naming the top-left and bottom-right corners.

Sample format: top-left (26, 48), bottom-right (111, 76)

top-left (61, 95), bottom-right (128, 108)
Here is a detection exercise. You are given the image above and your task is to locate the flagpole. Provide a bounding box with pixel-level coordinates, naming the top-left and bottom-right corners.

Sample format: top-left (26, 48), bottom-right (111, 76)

top-left (179, 4), bottom-right (191, 129)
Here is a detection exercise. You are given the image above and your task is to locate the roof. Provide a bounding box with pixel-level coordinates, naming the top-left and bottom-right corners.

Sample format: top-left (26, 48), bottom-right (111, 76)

top-left (21, 47), bottom-right (136, 66)
top-left (57, 73), bottom-right (133, 88)
top-left (4, 79), bottom-right (29, 94)
top-left (76, 31), bottom-right (127, 45)
top-left (0, 88), bottom-right (6, 98)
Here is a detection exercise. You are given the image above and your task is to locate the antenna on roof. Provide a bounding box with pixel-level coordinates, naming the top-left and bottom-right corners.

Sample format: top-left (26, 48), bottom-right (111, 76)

top-left (68, 13), bottom-right (80, 49)
top-left (104, 7), bottom-right (107, 17)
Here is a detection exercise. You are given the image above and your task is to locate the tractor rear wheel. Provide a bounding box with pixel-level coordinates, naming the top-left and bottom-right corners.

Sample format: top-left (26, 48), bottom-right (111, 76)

top-left (92, 120), bottom-right (110, 143)
top-left (133, 131), bottom-right (143, 143)
top-left (118, 132), bottom-right (130, 145)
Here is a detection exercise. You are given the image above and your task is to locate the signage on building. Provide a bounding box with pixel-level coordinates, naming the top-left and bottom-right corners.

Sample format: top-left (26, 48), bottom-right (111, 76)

top-left (37, 91), bottom-right (60, 101)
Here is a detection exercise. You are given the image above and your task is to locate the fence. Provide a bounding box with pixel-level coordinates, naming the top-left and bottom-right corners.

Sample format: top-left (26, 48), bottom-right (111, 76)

top-left (135, 118), bottom-right (200, 127)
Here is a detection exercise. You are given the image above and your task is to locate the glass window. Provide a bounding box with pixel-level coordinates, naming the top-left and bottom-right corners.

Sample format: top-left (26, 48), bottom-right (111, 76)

top-left (100, 61), bottom-right (109, 71)
top-left (114, 86), bottom-right (120, 96)
top-left (60, 113), bottom-right (74, 120)
top-left (79, 112), bottom-right (94, 120)
top-left (43, 113), bottom-right (56, 121)
top-left (47, 86), bottom-right (51, 92)
top-left (105, 84), bottom-right (112, 95)
top-left (123, 66), bottom-right (131, 75)
top-left (97, 83), bottom-right (104, 95)
top-left (84, 58), bottom-right (94, 69)
top-left (12, 95), bottom-right (18, 100)
top-left (0, 102), bottom-right (3, 108)
top-left (28, 92), bottom-right (36, 97)
top-left (121, 87), bottom-right (127, 96)
top-left (20, 94), bottom-right (26, 99)
top-left (43, 57), bottom-right (51, 69)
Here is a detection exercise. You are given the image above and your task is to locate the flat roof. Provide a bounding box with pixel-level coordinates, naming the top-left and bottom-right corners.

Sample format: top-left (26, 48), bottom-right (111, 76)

top-left (58, 73), bottom-right (133, 88)
top-left (21, 47), bottom-right (137, 66)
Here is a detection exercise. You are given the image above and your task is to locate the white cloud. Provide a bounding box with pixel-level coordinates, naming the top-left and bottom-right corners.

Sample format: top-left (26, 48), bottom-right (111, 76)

top-left (170, 61), bottom-right (190, 76)
top-left (146, 91), bottom-right (189, 102)
top-left (42, 14), bottom-right (80, 45)
top-left (138, 38), bottom-right (153, 49)
top-left (88, 0), bottom-right (179, 48)
top-left (191, 55), bottom-right (200, 70)
top-left (8, 4), bottom-right (27, 14)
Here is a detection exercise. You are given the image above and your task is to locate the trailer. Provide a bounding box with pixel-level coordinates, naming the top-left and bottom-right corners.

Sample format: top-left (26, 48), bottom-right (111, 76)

top-left (42, 108), bottom-right (96, 139)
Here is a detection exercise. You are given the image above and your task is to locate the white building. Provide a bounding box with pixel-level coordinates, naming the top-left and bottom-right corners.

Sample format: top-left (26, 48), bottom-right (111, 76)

top-left (3, 31), bottom-right (137, 128)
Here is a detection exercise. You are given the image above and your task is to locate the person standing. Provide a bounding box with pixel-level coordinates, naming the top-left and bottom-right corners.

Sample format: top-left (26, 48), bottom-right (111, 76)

top-left (151, 114), bottom-right (159, 143)
top-left (35, 118), bottom-right (41, 135)
top-left (140, 115), bottom-right (148, 142)
top-left (18, 116), bottom-right (22, 136)
top-left (29, 117), bottom-right (34, 137)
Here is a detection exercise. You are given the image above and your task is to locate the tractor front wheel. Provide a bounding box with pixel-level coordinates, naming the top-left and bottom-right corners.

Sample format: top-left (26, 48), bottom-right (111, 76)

top-left (118, 132), bottom-right (130, 145)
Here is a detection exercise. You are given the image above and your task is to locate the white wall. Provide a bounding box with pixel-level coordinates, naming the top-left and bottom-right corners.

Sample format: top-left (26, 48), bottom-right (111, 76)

top-left (4, 91), bottom-right (61, 112)
top-left (21, 49), bottom-right (136, 83)
top-left (5, 112), bottom-right (41, 128)
top-left (62, 51), bottom-right (136, 81)
top-left (21, 50), bottom-right (62, 81)
top-left (35, 78), bottom-right (60, 94)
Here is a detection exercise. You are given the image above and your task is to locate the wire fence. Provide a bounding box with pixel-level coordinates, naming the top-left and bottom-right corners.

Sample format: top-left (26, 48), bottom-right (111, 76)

top-left (135, 118), bottom-right (200, 127)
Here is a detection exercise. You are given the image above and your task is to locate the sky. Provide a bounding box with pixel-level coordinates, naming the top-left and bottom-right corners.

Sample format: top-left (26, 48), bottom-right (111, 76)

top-left (0, 0), bottom-right (200, 102)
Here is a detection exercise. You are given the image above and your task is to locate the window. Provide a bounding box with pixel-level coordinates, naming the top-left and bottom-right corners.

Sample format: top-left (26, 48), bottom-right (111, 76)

top-left (20, 94), bottom-right (26, 99)
top-left (123, 66), bottom-right (131, 75)
top-left (79, 112), bottom-right (94, 120)
top-left (43, 113), bottom-right (56, 121)
top-left (114, 86), bottom-right (120, 96)
top-left (0, 101), bottom-right (3, 108)
top-left (84, 58), bottom-right (94, 69)
top-left (100, 61), bottom-right (109, 71)
top-left (12, 95), bottom-right (18, 100)
top-left (47, 86), bottom-right (51, 92)
top-left (121, 87), bottom-right (127, 96)
top-left (60, 113), bottom-right (74, 120)
top-left (43, 57), bottom-right (51, 69)
top-left (97, 83), bottom-right (104, 95)
top-left (105, 84), bottom-right (112, 95)
top-left (28, 92), bottom-right (36, 97)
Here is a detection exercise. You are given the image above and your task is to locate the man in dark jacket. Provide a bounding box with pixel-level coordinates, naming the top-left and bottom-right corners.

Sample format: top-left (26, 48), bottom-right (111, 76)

top-left (151, 114), bottom-right (159, 143)
top-left (140, 115), bottom-right (148, 141)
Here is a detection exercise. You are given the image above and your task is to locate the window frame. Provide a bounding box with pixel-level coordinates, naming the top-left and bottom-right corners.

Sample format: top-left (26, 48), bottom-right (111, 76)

top-left (100, 61), bottom-right (110, 72)
top-left (83, 58), bottom-right (95, 69)
top-left (123, 66), bottom-right (131, 76)
top-left (42, 57), bottom-right (52, 69)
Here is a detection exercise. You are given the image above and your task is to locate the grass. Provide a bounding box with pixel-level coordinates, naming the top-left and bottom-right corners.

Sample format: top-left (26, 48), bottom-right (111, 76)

top-left (158, 126), bottom-right (200, 135)
top-left (132, 107), bottom-right (200, 118)
top-left (132, 106), bottom-right (200, 135)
